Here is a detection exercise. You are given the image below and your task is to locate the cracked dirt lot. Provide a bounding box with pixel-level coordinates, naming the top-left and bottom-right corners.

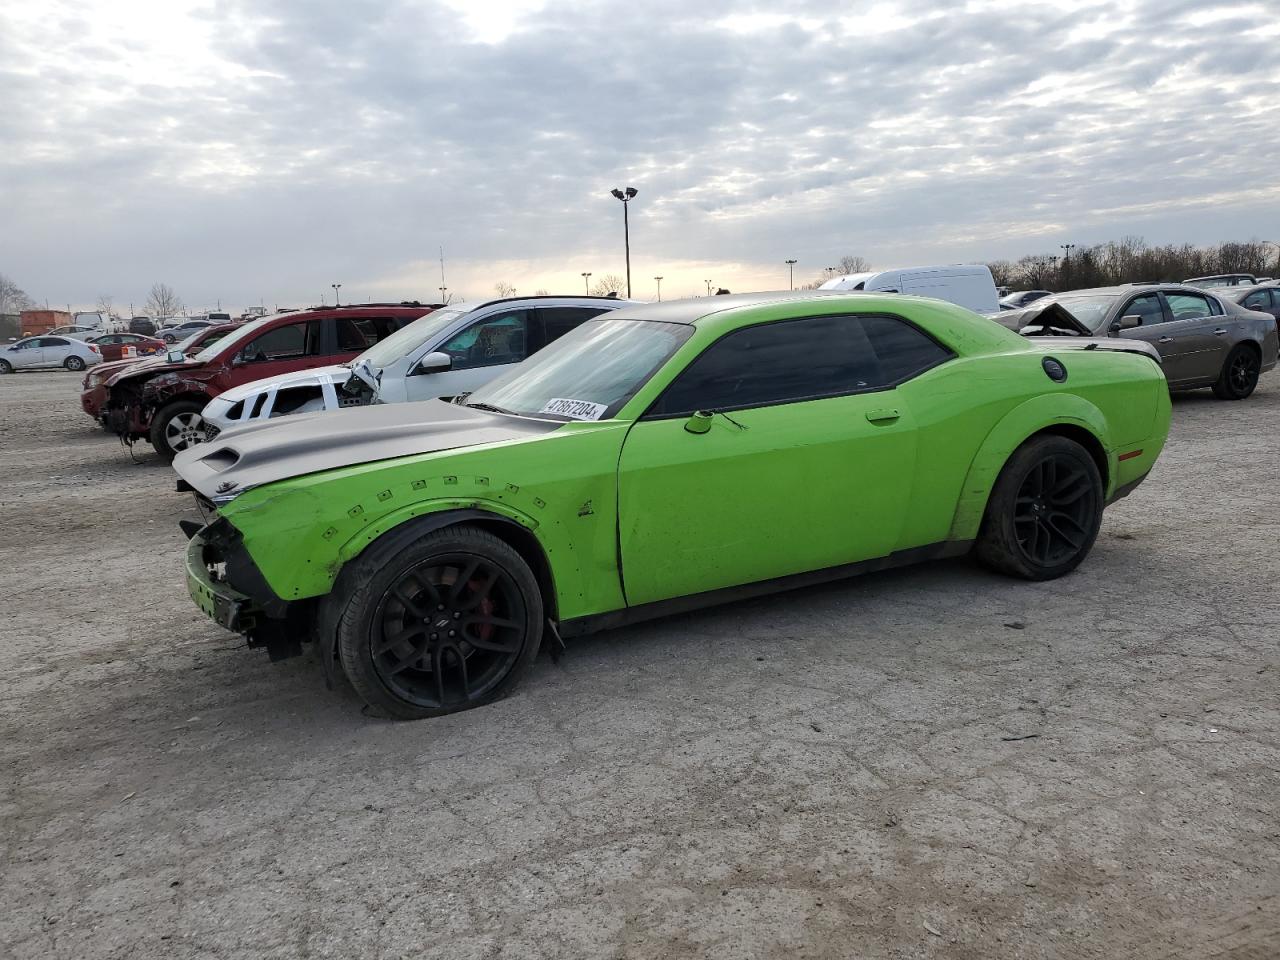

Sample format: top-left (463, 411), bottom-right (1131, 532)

top-left (1, 370), bottom-right (1277, 960)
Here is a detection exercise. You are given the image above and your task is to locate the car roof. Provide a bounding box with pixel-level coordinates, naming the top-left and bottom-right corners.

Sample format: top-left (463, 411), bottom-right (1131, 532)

top-left (604, 290), bottom-right (853, 325)
top-left (1048, 284), bottom-right (1222, 297)
top-left (467, 295), bottom-right (643, 310)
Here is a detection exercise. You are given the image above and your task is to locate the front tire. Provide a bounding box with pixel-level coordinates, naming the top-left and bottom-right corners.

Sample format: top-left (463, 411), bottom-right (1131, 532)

top-left (335, 525), bottom-right (543, 720)
top-left (0, 359), bottom-right (12, 374)
top-left (150, 399), bottom-right (207, 460)
top-left (64, 356), bottom-right (86, 371)
top-left (1211, 344), bottom-right (1260, 400)
top-left (975, 435), bottom-right (1103, 581)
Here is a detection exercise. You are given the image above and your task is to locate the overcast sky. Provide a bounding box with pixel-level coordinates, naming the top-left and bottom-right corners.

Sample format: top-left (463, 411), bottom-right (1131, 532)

top-left (2, 0), bottom-right (1278, 312)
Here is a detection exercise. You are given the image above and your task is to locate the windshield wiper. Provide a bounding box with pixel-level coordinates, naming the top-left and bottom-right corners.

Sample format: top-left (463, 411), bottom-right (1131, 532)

top-left (464, 401), bottom-right (516, 415)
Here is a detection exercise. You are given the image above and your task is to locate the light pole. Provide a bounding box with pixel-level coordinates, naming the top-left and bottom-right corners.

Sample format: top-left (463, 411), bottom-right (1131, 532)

top-left (331, 283), bottom-right (342, 306)
top-left (704, 280), bottom-right (713, 296)
top-left (582, 271), bottom-right (592, 294)
top-left (785, 259), bottom-right (797, 290)
top-left (610, 187), bottom-right (638, 298)
top-left (654, 276), bottom-right (663, 301)
top-left (1059, 244), bottom-right (1075, 289)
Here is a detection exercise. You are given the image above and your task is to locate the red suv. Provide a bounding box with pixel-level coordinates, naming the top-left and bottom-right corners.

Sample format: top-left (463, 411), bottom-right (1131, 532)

top-left (81, 322), bottom-right (244, 424)
top-left (102, 303), bottom-right (439, 459)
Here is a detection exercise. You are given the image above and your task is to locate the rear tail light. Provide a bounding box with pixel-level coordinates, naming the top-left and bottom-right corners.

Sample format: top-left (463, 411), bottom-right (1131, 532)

top-left (89, 344), bottom-right (100, 353)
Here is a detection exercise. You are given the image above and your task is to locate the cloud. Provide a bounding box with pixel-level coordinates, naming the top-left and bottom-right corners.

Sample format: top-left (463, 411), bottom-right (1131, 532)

top-left (1, 0), bottom-right (1277, 309)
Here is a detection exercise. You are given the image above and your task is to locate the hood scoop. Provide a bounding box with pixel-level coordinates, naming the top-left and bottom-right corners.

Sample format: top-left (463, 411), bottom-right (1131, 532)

top-left (173, 400), bottom-right (558, 500)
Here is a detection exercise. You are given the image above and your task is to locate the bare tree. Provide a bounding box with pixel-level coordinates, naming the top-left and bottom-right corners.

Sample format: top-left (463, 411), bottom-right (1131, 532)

top-left (590, 274), bottom-right (624, 297)
top-left (145, 282), bottom-right (183, 319)
top-left (534, 288), bottom-right (549, 296)
top-left (494, 281), bottom-right (517, 298)
top-left (837, 255), bottom-right (870, 274)
top-left (0, 272), bottom-right (34, 316)
top-left (986, 261), bottom-right (1016, 288)
top-left (95, 294), bottom-right (114, 315)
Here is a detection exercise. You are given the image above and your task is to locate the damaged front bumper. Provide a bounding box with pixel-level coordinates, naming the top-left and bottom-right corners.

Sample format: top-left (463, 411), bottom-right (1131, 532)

top-left (185, 519), bottom-right (308, 660)
top-left (186, 528), bottom-right (260, 634)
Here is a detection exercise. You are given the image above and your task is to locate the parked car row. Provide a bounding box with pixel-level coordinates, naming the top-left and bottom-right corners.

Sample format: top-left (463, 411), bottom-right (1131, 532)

top-left (27, 275), bottom-right (1277, 722)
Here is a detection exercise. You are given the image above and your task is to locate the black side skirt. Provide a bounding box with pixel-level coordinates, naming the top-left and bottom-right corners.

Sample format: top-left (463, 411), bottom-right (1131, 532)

top-left (557, 539), bottom-right (973, 639)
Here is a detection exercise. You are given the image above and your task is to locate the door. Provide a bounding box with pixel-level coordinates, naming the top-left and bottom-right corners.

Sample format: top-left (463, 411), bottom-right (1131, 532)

top-left (38, 337), bottom-right (73, 367)
top-left (225, 319), bottom-right (324, 387)
top-left (617, 312), bottom-right (943, 607)
top-left (1111, 293), bottom-right (1198, 384)
top-left (330, 316), bottom-right (402, 361)
top-left (95, 335), bottom-right (122, 361)
top-left (1241, 288), bottom-right (1280, 322)
top-left (8, 339), bottom-right (43, 369)
top-left (1162, 291), bottom-right (1230, 383)
top-left (404, 308), bottom-right (532, 402)
top-left (531, 306), bottom-right (612, 353)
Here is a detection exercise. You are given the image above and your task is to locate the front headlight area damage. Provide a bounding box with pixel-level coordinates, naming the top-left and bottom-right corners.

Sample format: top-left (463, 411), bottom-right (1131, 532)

top-left (183, 515), bottom-right (315, 662)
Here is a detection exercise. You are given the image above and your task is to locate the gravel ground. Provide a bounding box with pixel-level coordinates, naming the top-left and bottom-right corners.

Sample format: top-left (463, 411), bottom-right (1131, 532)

top-left (1, 368), bottom-right (1277, 960)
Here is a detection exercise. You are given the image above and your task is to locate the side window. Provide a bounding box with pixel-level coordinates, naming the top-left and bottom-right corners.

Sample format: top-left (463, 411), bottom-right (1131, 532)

top-left (1122, 294), bottom-right (1165, 325)
top-left (859, 315), bottom-right (952, 382)
top-left (333, 316), bottom-right (399, 353)
top-left (239, 321), bottom-right (321, 363)
top-left (1165, 292), bottom-right (1212, 321)
top-left (1243, 290), bottom-right (1272, 310)
top-left (649, 314), bottom-right (931, 417)
top-left (40, 337), bottom-right (69, 347)
top-left (535, 307), bottom-right (610, 350)
top-left (440, 311), bottom-right (529, 370)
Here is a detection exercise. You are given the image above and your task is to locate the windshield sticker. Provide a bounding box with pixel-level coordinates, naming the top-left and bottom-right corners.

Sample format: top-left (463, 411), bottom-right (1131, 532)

top-left (540, 397), bottom-right (608, 421)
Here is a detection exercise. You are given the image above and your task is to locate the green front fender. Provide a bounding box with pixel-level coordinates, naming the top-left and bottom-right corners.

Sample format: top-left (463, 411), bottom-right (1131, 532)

top-left (947, 393), bottom-right (1114, 542)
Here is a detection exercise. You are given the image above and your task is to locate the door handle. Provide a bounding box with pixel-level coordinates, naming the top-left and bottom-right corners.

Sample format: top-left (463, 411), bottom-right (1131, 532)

top-left (1158, 336), bottom-right (1174, 343)
top-left (866, 408), bottom-right (900, 423)
top-left (1213, 328), bottom-right (1228, 336)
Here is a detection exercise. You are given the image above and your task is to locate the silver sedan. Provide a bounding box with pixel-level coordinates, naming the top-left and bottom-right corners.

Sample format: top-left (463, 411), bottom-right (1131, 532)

top-left (998, 284), bottom-right (1278, 400)
top-left (0, 335), bottom-right (104, 373)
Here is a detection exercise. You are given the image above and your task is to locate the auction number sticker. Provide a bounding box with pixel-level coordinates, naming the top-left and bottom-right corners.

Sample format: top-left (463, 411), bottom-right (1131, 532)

top-left (540, 397), bottom-right (608, 421)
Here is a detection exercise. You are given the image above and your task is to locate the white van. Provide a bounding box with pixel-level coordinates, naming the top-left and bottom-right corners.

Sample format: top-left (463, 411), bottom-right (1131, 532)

top-left (819, 264), bottom-right (998, 314)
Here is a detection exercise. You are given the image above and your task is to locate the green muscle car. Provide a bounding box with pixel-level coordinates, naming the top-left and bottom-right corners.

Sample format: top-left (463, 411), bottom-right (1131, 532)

top-left (175, 291), bottom-right (1171, 719)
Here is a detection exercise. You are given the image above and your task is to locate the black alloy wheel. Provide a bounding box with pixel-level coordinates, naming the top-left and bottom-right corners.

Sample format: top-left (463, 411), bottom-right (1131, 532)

top-left (976, 435), bottom-right (1103, 580)
top-left (1212, 345), bottom-right (1260, 400)
top-left (1012, 455), bottom-right (1095, 567)
top-left (335, 525), bottom-right (543, 719)
top-left (372, 553), bottom-right (527, 709)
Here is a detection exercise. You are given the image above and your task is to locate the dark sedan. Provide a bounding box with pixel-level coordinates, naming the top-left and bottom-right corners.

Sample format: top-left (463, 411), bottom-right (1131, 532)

top-left (998, 284), bottom-right (1278, 400)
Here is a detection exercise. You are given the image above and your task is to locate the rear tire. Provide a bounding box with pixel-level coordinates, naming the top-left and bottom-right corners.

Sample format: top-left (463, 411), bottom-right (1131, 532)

top-left (1211, 344), bottom-right (1260, 400)
top-left (150, 399), bottom-right (207, 461)
top-left (64, 356), bottom-right (86, 371)
top-left (975, 435), bottom-right (1103, 581)
top-left (335, 525), bottom-right (543, 720)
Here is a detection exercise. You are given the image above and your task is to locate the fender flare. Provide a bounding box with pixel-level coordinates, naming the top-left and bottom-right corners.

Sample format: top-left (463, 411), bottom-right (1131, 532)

top-left (947, 394), bottom-right (1113, 542)
top-left (318, 505), bottom-right (557, 688)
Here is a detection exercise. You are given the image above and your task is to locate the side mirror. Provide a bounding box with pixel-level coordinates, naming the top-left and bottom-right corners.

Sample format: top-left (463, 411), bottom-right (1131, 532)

top-left (684, 410), bottom-right (713, 434)
top-left (1111, 315), bottom-right (1142, 334)
top-left (415, 351), bottom-right (452, 375)
top-left (166, 349), bottom-right (185, 363)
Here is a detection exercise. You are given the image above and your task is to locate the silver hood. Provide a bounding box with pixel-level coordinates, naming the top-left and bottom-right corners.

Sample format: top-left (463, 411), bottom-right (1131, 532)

top-left (173, 399), bottom-right (558, 501)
